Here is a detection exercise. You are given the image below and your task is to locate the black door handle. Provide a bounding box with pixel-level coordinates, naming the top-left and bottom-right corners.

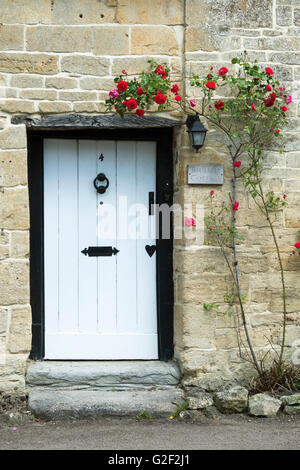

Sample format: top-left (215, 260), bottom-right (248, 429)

top-left (149, 192), bottom-right (154, 215)
top-left (81, 246), bottom-right (119, 257)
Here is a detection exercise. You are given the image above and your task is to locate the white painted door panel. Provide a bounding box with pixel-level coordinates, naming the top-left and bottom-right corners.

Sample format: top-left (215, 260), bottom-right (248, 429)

top-left (44, 139), bottom-right (157, 359)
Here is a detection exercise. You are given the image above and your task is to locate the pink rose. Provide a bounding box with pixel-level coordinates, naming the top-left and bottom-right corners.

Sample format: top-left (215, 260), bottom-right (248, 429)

top-left (184, 217), bottom-right (195, 227)
top-left (109, 88), bottom-right (119, 99)
top-left (190, 99), bottom-right (196, 107)
top-left (286, 96), bottom-right (292, 104)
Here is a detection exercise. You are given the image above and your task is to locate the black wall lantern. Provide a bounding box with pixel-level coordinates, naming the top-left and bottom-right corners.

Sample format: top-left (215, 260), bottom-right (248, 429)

top-left (186, 113), bottom-right (207, 152)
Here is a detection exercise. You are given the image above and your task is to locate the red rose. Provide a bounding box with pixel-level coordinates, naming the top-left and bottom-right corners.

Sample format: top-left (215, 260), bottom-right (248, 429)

top-left (171, 84), bottom-right (179, 94)
top-left (205, 81), bottom-right (216, 90)
top-left (122, 100), bottom-right (127, 106)
top-left (294, 243), bottom-right (300, 249)
top-left (209, 225), bottom-right (213, 231)
top-left (136, 87), bottom-right (143, 96)
top-left (117, 80), bottom-right (128, 92)
top-left (136, 109), bottom-right (145, 116)
top-left (283, 194), bottom-right (287, 199)
top-left (126, 98), bottom-right (138, 110)
top-left (281, 106), bottom-right (287, 112)
top-left (266, 67), bottom-right (273, 75)
top-left (174, 95), bottom-right (182, 101)
top-left (275, 129), bottom-right (280, 134)
top-left (233, 161), bottom-right (241, 167)
top-left (122, 69), bottom-right (126, 74)
top-left (155, 65), bottom-right (166, 79)
top-left (218, 67), bottom-right (228, 76)
top-left (207, 74), bottom-right (212, 79)
top-left (214, 100), bottom-right (224, 110)
top-left (265, 84), bottom-right (272, 91)
top-left (210, 190), bottom-right (214, 195)
top-left (154, 93), bottom-right (167, 104)
top-left (251, 104), bottom-right (256, 111)
top-left (264, 92), bottom-right (277, 107)
top-left (233, 201), bottom-right (239, 211)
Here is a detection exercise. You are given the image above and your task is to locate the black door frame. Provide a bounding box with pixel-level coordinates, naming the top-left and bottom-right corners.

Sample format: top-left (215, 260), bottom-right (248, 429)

top-left (27, 127), bottom-right (174, 361)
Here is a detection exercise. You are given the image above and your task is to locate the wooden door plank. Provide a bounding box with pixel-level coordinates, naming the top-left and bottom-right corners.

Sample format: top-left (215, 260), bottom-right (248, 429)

top-left (78, 140), bottom-right (98, 331)
top-left (136, 142), bottom-right (157, 340)
top-left (97, 140), bottom-right (117, 332)
top-left (116, 141), bottom-right (137, 333)
top-left (44, 139), bottom-right (59, 336)
top-left (57, 139), bottom-right (79, 332)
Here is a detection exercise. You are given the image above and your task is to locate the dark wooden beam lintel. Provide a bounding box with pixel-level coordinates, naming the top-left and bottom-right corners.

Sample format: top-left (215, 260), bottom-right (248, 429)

top-left (11, 114), bottom-right (183, 130)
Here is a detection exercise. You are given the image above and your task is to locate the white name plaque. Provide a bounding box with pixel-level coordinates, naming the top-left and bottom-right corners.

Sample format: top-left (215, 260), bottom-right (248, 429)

top-left (187, 165), bottom-right (224, 185)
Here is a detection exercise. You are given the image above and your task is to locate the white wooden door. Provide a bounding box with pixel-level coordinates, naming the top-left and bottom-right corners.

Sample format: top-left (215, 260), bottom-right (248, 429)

top-left (43, 139), bottom-right (158, 359)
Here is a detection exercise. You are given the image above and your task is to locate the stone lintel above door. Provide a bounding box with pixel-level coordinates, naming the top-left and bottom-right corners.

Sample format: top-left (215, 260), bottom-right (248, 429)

top-left (11, 114), bottom-right (183, 130)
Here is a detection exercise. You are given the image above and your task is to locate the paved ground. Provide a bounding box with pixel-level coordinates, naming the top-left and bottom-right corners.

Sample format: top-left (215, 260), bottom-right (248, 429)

top-left (0, 414), bottom-right (299, 450)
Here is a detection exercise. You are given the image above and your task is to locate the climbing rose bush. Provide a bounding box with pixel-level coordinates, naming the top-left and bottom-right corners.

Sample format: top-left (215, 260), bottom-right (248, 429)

top-left (105, 60), bottom-right (180, 118)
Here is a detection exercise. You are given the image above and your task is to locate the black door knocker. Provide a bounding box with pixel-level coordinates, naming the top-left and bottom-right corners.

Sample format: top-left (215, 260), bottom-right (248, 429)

top-left (93, 173), bottom-right (109, 194)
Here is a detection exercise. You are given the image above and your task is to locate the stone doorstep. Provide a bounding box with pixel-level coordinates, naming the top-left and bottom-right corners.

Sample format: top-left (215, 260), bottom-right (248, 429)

top-left (26, 360), bottom-right (181, 391)
top-left (28, 389), bottom-right (184, 420)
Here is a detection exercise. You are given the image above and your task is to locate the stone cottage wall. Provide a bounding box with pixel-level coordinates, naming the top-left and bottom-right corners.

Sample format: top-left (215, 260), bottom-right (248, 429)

top-left (0, 0), bottom-right (299, 394)
top-left (175, 0), bottom-right (300, 391)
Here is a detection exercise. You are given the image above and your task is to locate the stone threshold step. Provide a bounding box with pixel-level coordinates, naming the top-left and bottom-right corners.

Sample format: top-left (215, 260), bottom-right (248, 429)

top-left (28, 389), bottom-right (184, 419)
top-left (26, 360), bottom-right (181, 390)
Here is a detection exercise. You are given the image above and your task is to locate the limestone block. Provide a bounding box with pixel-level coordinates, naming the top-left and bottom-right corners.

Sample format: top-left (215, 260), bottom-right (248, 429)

top-left (59, 91), bottom-right (97, 102)
top-left (51, 0), bottom-right (116, 24)
top-left (73, 102), bottom-right (105, 113)
top-left (0, 150), bottom-right (27, 187)
top-left (0, 230), bottom-right (9, 245)
top-left (38, 101), bottom-right (72, 114)
top-left (10, 75), bottom-right (44, 88)
top-left (45, 77), bottom-right (77, 89)
top-left (7, 305), bottom-right (31, 354)
top-left (10, 231), bottom-right (29, 259)
top-left (80, 77), bottom-right (113, 91)
top-left (0, 127), bottom-right (26, 150)
top-left (0, 117), bottom-right (6, 130)
top-left (0, 100), bottom-right (35, 114)
top-left (0, 244), bottom-right (9, 260)
top-left (176, 273), bottom-right (230, 305)
top-left (268, 52), bottom-right (300, 66)
top-left (26, 26), bottom-right (92, 53)
top-left (0, 0), bottom-right (51, 24)
top-left (294, 8), bottom-right (300, 26)
top-left (0, 307), bottom-right (8, 335)
top-left (248, 393), bottom-right (281, 417)
top-left (186, 0), bottom-right (272, 28)
top-left (93, 27), bottom-right (129, 55)
top-left (186, 27), bottom-right (231, 52)
top-left (131, 27), bottom-right (179, 55)
top-left (0, 261), bottom-right (29, 306)
top-left (276, 6), bottom-right (293, 26)
top-left (0, 25), bottom-right (24, 51)
top-left (117, 0), bottom-right (183, 25)
top-left (214, 386), bottom-right (249, 413)
top-left (61, 55), bottom-right (109, 76)
top-left (0, 53), bottom-right (58, 75)
top-left (112, 56), bottom-right (165, 76)
top-left (0, 188), bottom-right (29, 230)
top-left (19, 89), bottom-right (57, 100)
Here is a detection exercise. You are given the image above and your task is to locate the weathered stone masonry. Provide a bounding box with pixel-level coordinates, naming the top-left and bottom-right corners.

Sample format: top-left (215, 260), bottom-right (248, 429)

top-left (0, 0), bottom-right (300, 394)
